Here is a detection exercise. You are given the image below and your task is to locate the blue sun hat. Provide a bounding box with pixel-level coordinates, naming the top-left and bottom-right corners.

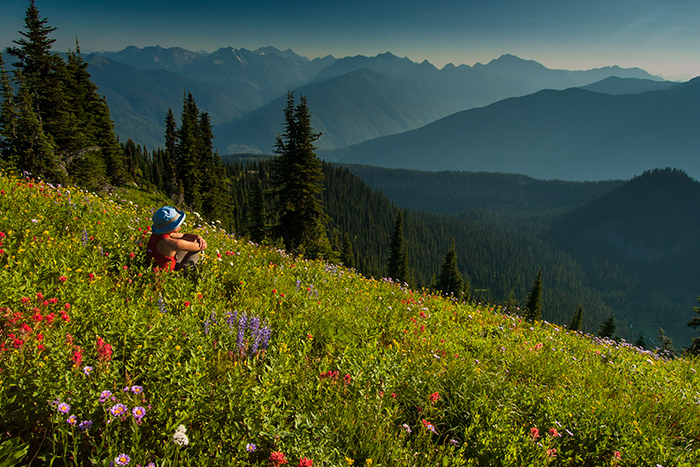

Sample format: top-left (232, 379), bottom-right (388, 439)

top-left (151, 206), bottom-right (186, 234)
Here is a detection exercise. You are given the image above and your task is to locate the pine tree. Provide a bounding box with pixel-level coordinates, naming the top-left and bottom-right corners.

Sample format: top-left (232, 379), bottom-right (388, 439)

top-left (597, 315), bottom-right (616, 339)
top-left (247, 177), bottom-right (269, 244)
top-left (0, 54), bottom-right (18, 167)
top-left (387, 211), bottom-right (410, 282)
top-left (163, 108), bottom-right (181, 201)
top-left (270, 91), bottom-right (329, 258)
top-left (340, 233), bottom-right (355, 269)
top-left (569, 304), bottom-right (584, 331)
top-left (657, 328), bottom-right (676, 358)
top-left (524, 270), bottom-right (543, 321)
top-left (435, 240), bottom-right (463, 296)
top-left (503, 289), bottom-right (518, 315)
top-left (176, 93), bottom-right (203, 210)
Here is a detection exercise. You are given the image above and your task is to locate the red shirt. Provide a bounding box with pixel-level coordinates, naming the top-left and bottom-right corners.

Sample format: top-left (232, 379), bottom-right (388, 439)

top-left (146, 233), bottom-right (175, 271)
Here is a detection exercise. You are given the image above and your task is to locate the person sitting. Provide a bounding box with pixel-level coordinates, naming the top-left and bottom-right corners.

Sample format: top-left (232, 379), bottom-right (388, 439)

top-left (146, 206), bottom-right (207, 272)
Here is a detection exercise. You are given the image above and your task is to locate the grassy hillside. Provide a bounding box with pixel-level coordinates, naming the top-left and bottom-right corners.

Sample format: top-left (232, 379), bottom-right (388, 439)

top-left (1, 172), bottom-right (700, 466)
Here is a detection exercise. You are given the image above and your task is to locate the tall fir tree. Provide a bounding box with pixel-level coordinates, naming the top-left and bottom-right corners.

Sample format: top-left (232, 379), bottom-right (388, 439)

top-left (387, 210), bottom-right (410, 283)
top-left (340, 233), bottom-right (355, 269)
top-left (163, 108), bottom-right (182, 202)
top-left (435, 240), bottom-right (464, 296)
top-left (569, 304), bottom-right (584, 331)
top-left (524, 270), bottom-right (543, 321)
top-left (657, 328), bottom-right (676, 358)
top-left (0, 54), bottom-right (18, 167)
top-left (176, 93), bottom-right (203, 211)
top-left (597, 315), bottom-right (616, 339)
top-left (270, 92), bottom-right (329, 258)
top-left (687, 297), bottom-right (700, 356)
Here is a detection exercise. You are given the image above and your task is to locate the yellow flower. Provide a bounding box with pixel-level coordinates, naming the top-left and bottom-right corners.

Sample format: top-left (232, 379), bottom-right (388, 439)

top-left (345, 457), bottom-right (354, 465)
top-left (366, 460), bottom-right (373, 465)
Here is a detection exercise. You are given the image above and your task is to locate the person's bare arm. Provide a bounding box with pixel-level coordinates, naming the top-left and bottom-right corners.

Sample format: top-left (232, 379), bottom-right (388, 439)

top-left (156, 234), bottom-right (206, 256)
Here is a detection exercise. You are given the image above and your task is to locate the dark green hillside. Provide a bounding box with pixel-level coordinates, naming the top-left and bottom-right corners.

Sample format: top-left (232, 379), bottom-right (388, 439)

top-left (549, 168), bottom-right (700, 343)
top-left (326, 78), bottom-right (700, 181)
top-left (581, 76), bottom-right (677, 95)
top-left (344, 165), bottom-right (623, 218)
top-left (229, 161), bottom-right (617, 338)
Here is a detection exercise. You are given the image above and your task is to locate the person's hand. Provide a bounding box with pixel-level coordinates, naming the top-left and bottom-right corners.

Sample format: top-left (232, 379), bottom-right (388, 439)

top-left (196, 236), bottom-right (207, 250)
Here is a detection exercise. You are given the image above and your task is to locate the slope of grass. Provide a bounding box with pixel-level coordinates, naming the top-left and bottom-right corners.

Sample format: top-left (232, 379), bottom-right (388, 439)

top-left (0, 172), bottom-right (699, 466)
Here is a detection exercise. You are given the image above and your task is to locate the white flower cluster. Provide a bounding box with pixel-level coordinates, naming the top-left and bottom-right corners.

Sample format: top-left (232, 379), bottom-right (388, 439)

top-left (173, 424), bottom-right (189, 446)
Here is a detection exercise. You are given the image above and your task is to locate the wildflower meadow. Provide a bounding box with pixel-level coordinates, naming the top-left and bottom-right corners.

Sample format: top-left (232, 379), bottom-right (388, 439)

top-left (0, 171), bottom-right (699, 466)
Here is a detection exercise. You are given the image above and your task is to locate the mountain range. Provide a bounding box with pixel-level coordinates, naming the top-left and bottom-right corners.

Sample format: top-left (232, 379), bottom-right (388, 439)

top-left (326, 77), bottom-right (700, 181)
top-left (77, 46), bottom-right (664, 158)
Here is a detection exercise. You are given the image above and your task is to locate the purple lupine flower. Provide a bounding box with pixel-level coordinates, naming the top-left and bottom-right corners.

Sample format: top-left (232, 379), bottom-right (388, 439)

top-left (236, 312), bottom-right (247, 350)
top-left (99, 390), bottom-right (112, 402)
top-left (81, 229), bottom-right (89, 246)
top-left (78, 420), bottom-right (93, 430)
top-left (57, 403), bottom-right (71, 414)
top-left (259, 324), bottom-right (272, 350)
top-left (158, 295), bottom-right (168, 314)
top-left (248, 316), bottom-right (261, 356)
top-left (226, 311), bottom-right (238, 334)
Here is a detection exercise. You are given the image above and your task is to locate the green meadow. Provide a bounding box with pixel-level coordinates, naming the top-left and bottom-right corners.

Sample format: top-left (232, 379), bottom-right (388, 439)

top-left (1, 171), bottom-right (699, 466)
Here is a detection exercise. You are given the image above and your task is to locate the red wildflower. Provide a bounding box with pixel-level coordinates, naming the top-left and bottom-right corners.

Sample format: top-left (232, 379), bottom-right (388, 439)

top-left (20, 323), bottom-right (32, 334)
top-left (343, 374), bottom-right (352, 384)
top-left (21, 297), bottom-right (30, 304)
top-left (530, 427), bottom-right (540, 440)
top-left (269, 451), bottom-right (288, 466)
top-left (298, 458), bottom-right (313, 467)
top-left (546, 448), bottom-right (557, 458)
top-left (49, 297), bottom-right (58, 304)
top-left (88, 273), bottom-right (95, 281)
top-left (72, 347), bottom-right (83, 367)
top-left (32, 311), bottom-right (43, 322)
top-left (428, 391), bottom-right (440, 404)
top-left (64, 303), bottom-right (70, 310)
top-left (96, 337), bottom-right (113, 363)
top-left (129, 252), bottom-right (135, 258)
top-left (184, 301), bottom-right (190, 307)
top-left (13, 338), bottom-right (25, 349)
top-left (46, 313), bottom-right (55, 324)
top-left (549, 428), bottom-right (561, 437)
top-left (37, 343), bottom-right (45, 351)
top-left (36, 292), bottom-right (44, 300)
top-left (59, 276), bottom-right (67, 282)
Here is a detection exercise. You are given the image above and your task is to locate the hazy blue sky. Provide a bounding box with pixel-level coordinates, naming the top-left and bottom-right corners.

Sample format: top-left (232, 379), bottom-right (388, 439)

top-left (3, 0), bottom-right (700, 80)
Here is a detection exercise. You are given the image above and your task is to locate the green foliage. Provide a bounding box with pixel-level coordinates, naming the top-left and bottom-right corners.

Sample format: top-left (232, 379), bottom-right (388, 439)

top-left (270, 92), bottom-right (329, 258)
top-left (1, 1), bottom-right (131, 189)
top-left (569, 305), bottom-right (583, 332)
top-left (1, 171), bottom-right (700, 466)
top-left (598, 316), bottom-right (617, 339)
top-left (524, 270), bottom-right (543, 321)
top-left (386, 211), bottom-right (410, 284)
top-left (435, 240), bottom-right (464, 298)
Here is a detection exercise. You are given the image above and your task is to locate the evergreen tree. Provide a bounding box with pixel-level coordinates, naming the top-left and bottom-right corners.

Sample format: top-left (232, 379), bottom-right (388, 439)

top-left (597, 315), bottom-right (616, 339)
top-left (176, 93), bottom-right (203, 210)
top-left (634, 334), bottom-right (647, 349)
top-left (247, 177), bottom-right (269, 244)
top-left (270, 92), bottom-right (329, 258)
top-left (569, 304), bottom-right (584, 331)
top-left (435, 240), bottom-right (463, 296)
top-left (503, 289), bottom-right (518, 314)
top-left (657, 328), bottom-right (676, 358)
top-left (0, 54), bottom-right (18, 167)
top-left (387, 210), bottom-right (410, 282)
top-left (524, 270), bottom-right (543, 321)
top-left (687, 297), bottom-right (700, 356)
top-left (163, 108), bottom-right (181, 201)
top-left (340, 233), bottom-right (355, 269)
